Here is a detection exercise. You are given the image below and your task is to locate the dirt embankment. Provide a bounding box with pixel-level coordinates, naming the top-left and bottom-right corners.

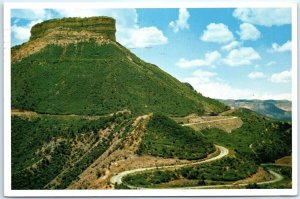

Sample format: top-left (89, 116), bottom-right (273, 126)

top-left (174, 114), bottom-right (243, 133)
top-left (67, 114), bottom-right (191, 189)
top-left (234, 167), bottom-right (273, 184)
top-left (275, 156), bottom-right (292, 165)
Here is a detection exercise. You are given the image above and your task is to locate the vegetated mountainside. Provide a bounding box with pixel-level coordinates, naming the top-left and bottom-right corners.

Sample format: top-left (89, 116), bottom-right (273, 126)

top-left (11, 112), bottom-right (132, 189)
top-left (11, 17), bottom-right (220, 190)
top-left (122, 109), bottom-right (292, 189)
top-left (123, 156), bottom-right (258, 188)
top-left (202, 108), bottom-right (292, 163)
top-left (137, 113), bottom-right (214, 160)
top-left (10, 16), bottom-right (292, 190)
top-left (12, 111), bottom-right (215, 189)
top-left (12, 17), bottom-right (227, 117)
top-left (219, 99), bottom-right (291, 122)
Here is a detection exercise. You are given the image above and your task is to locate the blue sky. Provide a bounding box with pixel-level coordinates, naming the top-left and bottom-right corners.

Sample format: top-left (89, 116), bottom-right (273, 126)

top-left (11, 8), bottom-right (292, 100)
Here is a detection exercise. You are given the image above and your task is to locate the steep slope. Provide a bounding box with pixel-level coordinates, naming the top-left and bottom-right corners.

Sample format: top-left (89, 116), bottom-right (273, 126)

top-left (12, 17), bottom-right (227, 117)
top-left (11, 112), bottom-right (132, 189)
top-left (11, 17), bottom-right (219, 190)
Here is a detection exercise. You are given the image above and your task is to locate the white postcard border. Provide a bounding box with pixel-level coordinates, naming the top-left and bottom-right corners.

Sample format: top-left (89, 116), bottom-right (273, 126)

top-left (3, 1), bottom-right (298, 197)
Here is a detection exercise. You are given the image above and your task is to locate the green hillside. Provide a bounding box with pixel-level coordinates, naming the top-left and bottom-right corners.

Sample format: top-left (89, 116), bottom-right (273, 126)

top-left (123, 156), bottom-right (257, 188)
top-left (12, 38), bottom-right (227, 117)
top-left (137, 113), bottom-right (214, 160)
top-left (202, 108), bottom-right (292, 163)
top-left (10, 17), bottom-right (292, 190)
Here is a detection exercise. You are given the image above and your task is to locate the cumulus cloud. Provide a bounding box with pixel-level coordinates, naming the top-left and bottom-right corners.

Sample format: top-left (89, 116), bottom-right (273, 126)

top-left (221, 41), bottom-right (241, 51)
top-left (201, 23), bottom-right (234, 43)
top-left (237, 23), bottom-right (261, 41)
top-left (270, 69), bottom-right (291, 83)
top-left (169, 8), bottom-right (190, 32)
top-left (256, 93), bottom-right (291, 100)
top-left (192, 69), bottom-right (217, 82)
top-left (233, 8), bottom-right (291, 27)
top-left (176, 51), bottom-right (221, 68)
top-left (11, 8), bottom-right (168, 48)
top-left (184, 68), bottom-right (290, 100)
top-left (184, 77), bottom-right (291, 100)
top-left (266, 61), bottom-right (276, 66)
top-left (184, 78), bottom-right (254, 100)
top-left (223, 47), bottom-right (261, 66)
top-left (248, 71), bottom-right (265, 79)
top-left (123, 27), bottom-right (167, 48)
top-left (272, 40), bottom-right (291, 52)
top-left (11, 9), bottom-right (52, 20)
top-left (56, 8), bottom-right (138, 28)
top-left (11, 9), bottom-right (52, 45)
top-left (56, 8), bottom-right (168, 48)
top-left (11, 20), bottom-right (42, 44)
top-left (183, 68), bottom-right (254, 99)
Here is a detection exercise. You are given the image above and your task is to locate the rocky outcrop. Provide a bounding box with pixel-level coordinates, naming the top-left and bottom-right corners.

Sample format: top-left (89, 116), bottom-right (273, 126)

top-left (30, 17), bottom-right (116, 41)
top-left (12, 17), bottom-right (116, 62)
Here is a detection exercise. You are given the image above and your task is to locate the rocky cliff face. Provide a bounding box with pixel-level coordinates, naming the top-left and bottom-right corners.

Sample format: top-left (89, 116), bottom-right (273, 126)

top-left (30, 17), bottom-right (116, 41)
top-left (12, 17), bottom-right (116, 62)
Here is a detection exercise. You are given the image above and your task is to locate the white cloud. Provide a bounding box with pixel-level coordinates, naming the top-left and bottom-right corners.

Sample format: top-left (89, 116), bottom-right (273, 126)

top-left (11, 20), bottom-right (42, 43)
top-left (56, 8), bottom-right (168, 48)
top-left (248, 71), bottom-right (265, 79)
top-left (184, 78), bottom-right (254, 99)
top-left (221, 41), bottom-right (241, 51)
top-left (124, 27), bottom-right (167, 48)
top-left (201, 23), bottom-right (234, 43)
top-left (192, 69), bottom-right (217, 82)
top-left (233, 8), bottom-right (291, 27)
top-left (237, 23), bottom-right (261, 41)
top-left (184, 77), bottom-right (291, 100)
top-left (11, 9), bottom-right (51, 45)
top-left (223, 47), bottom-right (261, 66)
top-left (270, 69), bottom-right (291, 83)
top-left (256, 93), bottom-right (291, 100)
top-left (184, 68), bottom-right (253, 99)
top-left (272, 40), bottom-right (291, 52)
top-left (266, 61), bottom-right (276, 66)
top-left (169, 8), bottom-right (190, 32)
top-left (11, 9), bottom-right (52, 20)
top-left (56, 8), bottom-right (138, 28)
top-left (11, 8), bottom-right (168, 48)
top-left (184, 68), bottom-right (290, 100)
top-left (11, 24), bottom-right (31, 42)
top-left (176, 51), bottom-right (221, 68)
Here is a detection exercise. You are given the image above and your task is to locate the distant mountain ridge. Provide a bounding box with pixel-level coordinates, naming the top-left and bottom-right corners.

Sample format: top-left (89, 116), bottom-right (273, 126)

top-left (219, 99), bottom-right (291, 121)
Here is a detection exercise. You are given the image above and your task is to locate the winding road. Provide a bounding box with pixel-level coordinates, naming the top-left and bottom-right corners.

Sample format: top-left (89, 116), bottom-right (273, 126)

top-left (110, 145), bottom-right (228, 185)
top-left (188, 170), bottom-right (283, 189)
top-left (110, 145), bottom-right (285, 189)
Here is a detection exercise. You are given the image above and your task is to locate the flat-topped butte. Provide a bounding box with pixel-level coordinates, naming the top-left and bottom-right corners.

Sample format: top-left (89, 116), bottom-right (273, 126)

top-left (12, 17), bottom-right (116, 62)
top-left (30, 16), bottom-right (116, 41)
